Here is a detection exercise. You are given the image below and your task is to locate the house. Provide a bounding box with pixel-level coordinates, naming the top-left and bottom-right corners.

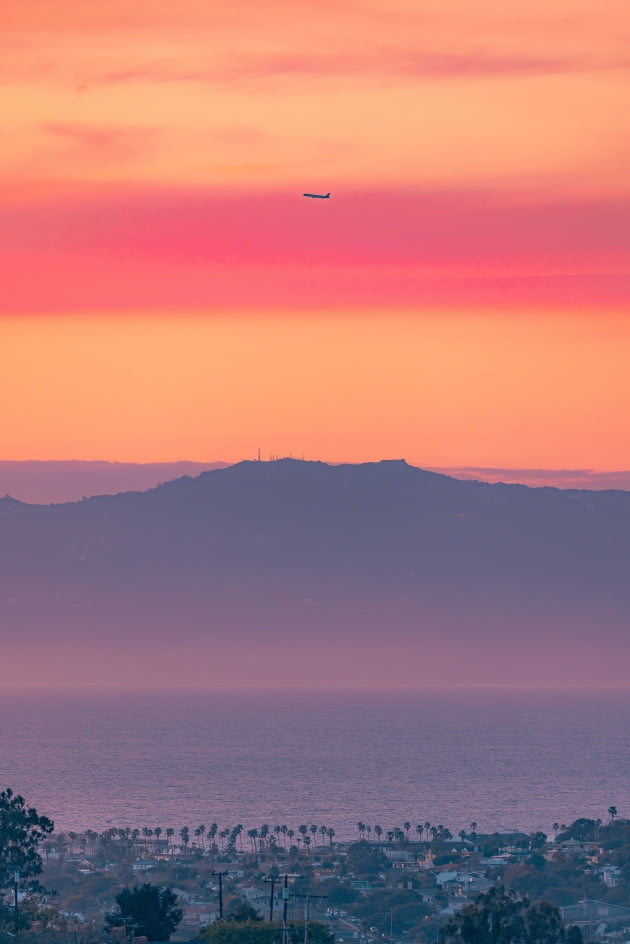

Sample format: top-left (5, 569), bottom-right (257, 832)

top-left (558, 839), bottom-right (600, 856)
top-left (561, 900), bottom-right (630, 924)
top-left (599, 865), bottom-right (621, 887)
top-left (436, 871), bottom-right (459, 886)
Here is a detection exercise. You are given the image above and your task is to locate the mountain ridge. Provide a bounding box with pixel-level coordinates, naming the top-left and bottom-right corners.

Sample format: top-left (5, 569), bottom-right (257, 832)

top-left (1, 458), bottom-right (628, 687)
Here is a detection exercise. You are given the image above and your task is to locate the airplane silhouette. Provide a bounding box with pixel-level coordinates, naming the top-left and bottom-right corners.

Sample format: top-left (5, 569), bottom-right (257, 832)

top-left (303, 192), bottom-right (331, 199)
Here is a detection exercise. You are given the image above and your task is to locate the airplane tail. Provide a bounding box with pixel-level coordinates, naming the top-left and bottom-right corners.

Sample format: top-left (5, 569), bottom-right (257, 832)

top-left (326, 192), bottom-right (331, 197)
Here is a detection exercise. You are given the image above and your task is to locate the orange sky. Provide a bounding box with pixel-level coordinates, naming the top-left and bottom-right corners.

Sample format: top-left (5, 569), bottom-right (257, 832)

top-left (2, 0), bottom-right (629, 466)
top-left (2, 312), bottom-right (629, 468)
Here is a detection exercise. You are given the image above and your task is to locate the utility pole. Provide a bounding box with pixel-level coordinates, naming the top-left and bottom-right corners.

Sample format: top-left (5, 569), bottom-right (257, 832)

top-left (282, 874), bottom-right (290, 944)
top-left (212, 870), bottom-right (230, 920)
top-left (291, 892), bottom-right (328, 944)
top-left (13, 870), bottom-right (20, 934)
top-left (264, 875), bottom-right (277, 921)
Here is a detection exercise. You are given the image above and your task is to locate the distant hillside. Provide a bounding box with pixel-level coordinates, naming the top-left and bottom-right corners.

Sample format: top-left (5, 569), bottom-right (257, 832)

top-left (1, 459), bottom-right (629, 687)
top-left (0, 459), bottom-right (228, 504)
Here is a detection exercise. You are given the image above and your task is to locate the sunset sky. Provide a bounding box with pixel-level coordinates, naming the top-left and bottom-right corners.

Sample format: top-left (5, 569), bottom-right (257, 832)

top-left (3, 0), bottom-right (629, 470)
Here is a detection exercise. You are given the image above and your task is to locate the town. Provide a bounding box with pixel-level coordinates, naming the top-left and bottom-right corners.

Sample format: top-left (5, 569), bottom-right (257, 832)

top-left (5, 808), bottom-right (629, 943)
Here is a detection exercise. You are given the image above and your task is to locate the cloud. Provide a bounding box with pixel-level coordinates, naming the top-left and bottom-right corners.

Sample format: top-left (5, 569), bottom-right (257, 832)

top-left (66, 48), bottom-right (630, 91)
top-left (4, 0), bottom-right (629, 89)
top-left (432, 468), bottom-right (630, 491)
top-left (0, 185), bottom-right (628, 313)
top-left (3, 185), bottom-right (629, 261)
top-left (43, 122), bottom-right (158, 162)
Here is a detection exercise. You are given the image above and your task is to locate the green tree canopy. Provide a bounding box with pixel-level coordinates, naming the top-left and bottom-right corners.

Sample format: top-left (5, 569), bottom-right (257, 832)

top-left (557, 819), bottom-right (599, 842)
top-left (203, 919), bottom-right (334, 944)
top-left (345, 840), bottom-right (389, 877)
top-left (0, 787), bottom-right (54, 890)
top-left (438, 886), bottom-right (567, 944)
top-left (105, 883), bottom-right (182, 941)
top-left (229, 902), bottom-right (263, 922)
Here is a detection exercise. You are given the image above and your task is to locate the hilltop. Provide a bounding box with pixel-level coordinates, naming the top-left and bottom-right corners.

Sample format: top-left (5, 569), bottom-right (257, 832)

top-left (1, 458), bottom-right (628, 687)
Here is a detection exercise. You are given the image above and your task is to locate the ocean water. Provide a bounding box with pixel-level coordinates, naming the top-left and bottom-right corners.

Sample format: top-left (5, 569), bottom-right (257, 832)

top-left (1, 689), bottom-right (628, 839)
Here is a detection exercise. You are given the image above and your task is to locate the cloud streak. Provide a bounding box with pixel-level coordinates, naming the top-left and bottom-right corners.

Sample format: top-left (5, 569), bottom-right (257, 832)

top-left (1, 186), bottom-right (628, 313)
top-left (433, 468), bottom-right (630, 491)
top-left (74, 50), bottom-right (630, 90)
top-left (3, 186), bottom-right (629, 257)
top-left (42, 122), bottom-right (158, 163)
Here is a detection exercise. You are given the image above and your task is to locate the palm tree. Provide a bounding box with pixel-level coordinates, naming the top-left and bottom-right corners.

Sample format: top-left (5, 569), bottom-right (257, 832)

top-left (154, 826), bottom-right (162, 850)
top-left (260, 824), bottom-right (269, 849)
top-left (415, 824), bottom-right (423, 843)
top-left (328, 827), bottom-right (335, 847)
top-left (229, 826), bottom-right (240, 850)
top-left (424, 822), bottom-right (431, 842)
top-left (247, 828), bottom-right (259, 852)
top-left (319, 825), bottom-right (328, 847)
top-left (374, 825), bottom-right (383, 843)
top-left (180, 826), bottom-right (190, 848)
top-left (194, 824), bottom-right (206, 850)
top-left (403, 822), bottom-right (411, 844)
top-left (356, 822), bottom-right (366, 840)
top-left (166, 827), bottom-right (174, 851)
top-left (86, 829), bottom-right (98, 854)
top-left (608, 806), bottom-right (618, 822)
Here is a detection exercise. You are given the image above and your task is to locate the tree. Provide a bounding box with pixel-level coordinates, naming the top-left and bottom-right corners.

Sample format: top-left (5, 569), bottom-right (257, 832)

top-left (557, 819), bottom-right (597, 842)
top-left (230, 902), bottom-right (262, 922)
top-left (439, 886), bottom-right (567, 944)
top-left (195, 824), bottom-right (206, 849)
top-left (0, 787), bottom-right (54, 891)
top-left (345, 840), bottom-right (389, 877)
top-left (608, 805), bottom-right (618, 821)
top-left (203, 919), bottom-right (333, 944)
top-left (565, 927), bottom-right (583, 944)
top-left (105, 883), bottom-right (182, 941)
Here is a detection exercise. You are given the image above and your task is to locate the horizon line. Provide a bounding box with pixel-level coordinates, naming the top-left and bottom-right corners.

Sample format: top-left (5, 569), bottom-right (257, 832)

top-left (2, 682), bottom-right (629, 695)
